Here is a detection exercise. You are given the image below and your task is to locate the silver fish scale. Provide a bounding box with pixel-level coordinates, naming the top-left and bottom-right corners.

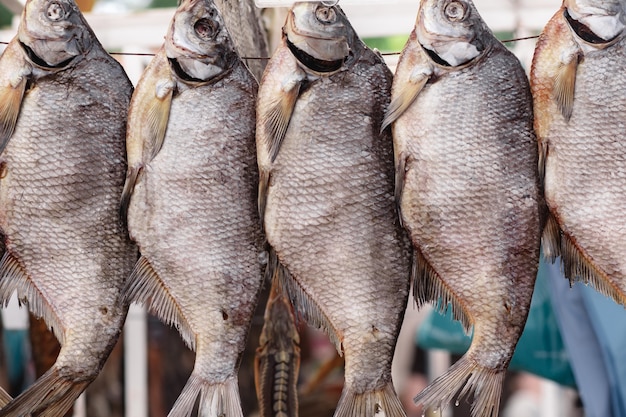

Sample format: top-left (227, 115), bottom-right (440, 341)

top-left (0, 49), bottom-right (135, 366)
top-left (264, 54), bottom-right (411, 392)
top-left (540, 37), bottom-right (626, 285)
top-left (127, 62), bottom-right (262, 379)
top-left (396, 43), bottom-right (539, 364)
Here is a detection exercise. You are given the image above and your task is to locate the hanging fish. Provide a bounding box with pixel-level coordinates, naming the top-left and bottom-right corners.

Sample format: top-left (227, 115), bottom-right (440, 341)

top-left (382, 0), bottom-right (542, 416)
top-left (257, 3), bottom-right (411, 417)
top-left (120, 0), bottom-right (264, 415)
top-left (254, 263), bottom-right (300, 417)
top-left (0, 0), bottom-right (136, 414)
top-left (532, 0), bottom-right (626, 305)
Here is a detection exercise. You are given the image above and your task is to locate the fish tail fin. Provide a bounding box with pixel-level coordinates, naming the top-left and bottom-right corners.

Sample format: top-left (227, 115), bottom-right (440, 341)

top-left (168, 374), bottom-right (243, 417)
top-left (413, 356), bottom-right (504, 417)
top-left (0, 366), bottom-right (90, 417)
top-left (334, 381), bottom-right (406, 417)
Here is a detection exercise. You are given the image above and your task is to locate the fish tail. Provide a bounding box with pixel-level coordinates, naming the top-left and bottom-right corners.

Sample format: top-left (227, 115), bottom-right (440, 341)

top-left (413, 356), bottom-right (504, 417)
top-left (168, 374), bottom-right (243, 417)
top-left (0, 366), bottom-right (90, 417)
top-left (334, 381), bottom-right (406, 417)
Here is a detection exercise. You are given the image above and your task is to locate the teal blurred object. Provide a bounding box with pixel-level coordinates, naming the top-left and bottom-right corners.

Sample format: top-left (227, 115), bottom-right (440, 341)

top-left (2, 329), bottom-right (30, 395)
top-left (416, 265), bottom-right (577, 388)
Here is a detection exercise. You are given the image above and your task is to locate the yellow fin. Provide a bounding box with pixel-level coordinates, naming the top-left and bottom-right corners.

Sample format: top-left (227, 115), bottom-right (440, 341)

top-left (0, 76), bottom-right (27, 155)
top-left (382, 70), bottom-right (429, 131)
top-left (553, 54), bottom-right (579, 122)
top-left (261, 73), bottom-right (304, 163)
top-left (122, 50), bottom-right (174, 227)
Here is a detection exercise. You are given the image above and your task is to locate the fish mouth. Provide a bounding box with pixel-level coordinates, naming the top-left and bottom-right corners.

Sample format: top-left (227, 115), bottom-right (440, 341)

top-left (19, 41), bottom-right (75, 70)
top-left (286, 37), bottom-right (346, 73)
top-left (167, 56), bottom-right (232, 85)
top-left (564, 8), bottom-right (623, 46)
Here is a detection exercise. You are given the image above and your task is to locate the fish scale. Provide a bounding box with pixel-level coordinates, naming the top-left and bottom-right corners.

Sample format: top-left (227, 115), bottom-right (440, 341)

top-left (0, 0), bottom-right (135, 413)
top-left (532, 0), bottom-right (626, 303)
top-left (383, 1), bottom-right (541, 416)
top-left (257, 4), bottom-right (410, 417)
top-left (121, 0), bottom-right (263, 415)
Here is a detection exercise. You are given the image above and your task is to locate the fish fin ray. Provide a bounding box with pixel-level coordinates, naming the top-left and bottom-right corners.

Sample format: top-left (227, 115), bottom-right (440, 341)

top-left (553, 54), bottom-right (579, 122)
top-left (560, 228), bottom-right (624, 303)
top-left (0, 76), bottom-right (27, 155)
top-left (124, 256), bottom-right (195, 350)
top-left (271, 249), bottom-right (342, 353)
top-left (168, 375), bottom-right (243, 417)
top-left (381, 73), bottom-right (429, 131)
top-left (541, 212), bottom-right (561, 262)
top-left (0, 251), bottom-right (64, 344)
top-left (414, 356), bottom-right (504, 417)
top-left (144, 87), bottom-right (173, 162)
top-left (262, 79), bottom-right (302, 163)
top-left (0, 366), bottom-right (90, 417)
top-left (335, 381), bottom-right (406, 417)
top-left (412, 250), bottom-right (471, 332)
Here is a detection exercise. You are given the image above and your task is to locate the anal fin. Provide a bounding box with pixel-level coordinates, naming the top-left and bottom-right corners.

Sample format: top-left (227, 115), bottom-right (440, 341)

top-left (412, 250), bottom-right (471, 332)
top-left (123, 256), bottom-right (194, 350)
top-left (0, 252), bottom-right (63, 345)
top-left (269, 249), bottom-right (342, 354)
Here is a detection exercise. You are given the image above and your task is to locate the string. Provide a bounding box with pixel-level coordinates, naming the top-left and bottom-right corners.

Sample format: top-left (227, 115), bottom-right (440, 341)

top-left (0, 34), bottom-right (541, 59)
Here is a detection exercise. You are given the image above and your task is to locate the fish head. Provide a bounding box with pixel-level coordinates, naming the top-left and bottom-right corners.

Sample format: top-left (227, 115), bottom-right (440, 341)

top-left (284, 2), bottom-right (352, 73)
top-left (165, 0), bottom-right (237, 83)
top-left (416, 0), bottom-right (489, 67)
top-left (564, 0), bottom-right (625, 44)
top-left (18, 0), bottom-right (92, 68)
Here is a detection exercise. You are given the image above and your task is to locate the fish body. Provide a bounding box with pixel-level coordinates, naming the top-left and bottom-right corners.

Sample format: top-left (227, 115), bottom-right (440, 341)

top-left (384, 1), bottom-right (541, 416)
top-left (257, 3), bottom-right (411, 417)
top-left (121, 0), bottom-right (263, 415)
top-left (0, 0), bottom-right (135, 414)
top-left (531, 0), bottom-right (626, 305)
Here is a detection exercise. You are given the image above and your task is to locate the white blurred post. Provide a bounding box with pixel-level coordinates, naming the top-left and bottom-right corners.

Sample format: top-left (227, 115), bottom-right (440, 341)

top-left (120, 47), bottom-right (151, 417)
top-left (427, 349), bottom-right (452, 417)
top-left (124, 304), bottom-right (148, 417)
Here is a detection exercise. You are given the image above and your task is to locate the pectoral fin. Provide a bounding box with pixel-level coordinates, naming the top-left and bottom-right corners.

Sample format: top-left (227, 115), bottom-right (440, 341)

top-left (0, 75), bottom-right (27, 155)
top-left (381, 69), bottom-right (430, 131)
top-left (553, 53), bottom-right (579, 122)
top-left (261, 73), bottom-right (304, 163)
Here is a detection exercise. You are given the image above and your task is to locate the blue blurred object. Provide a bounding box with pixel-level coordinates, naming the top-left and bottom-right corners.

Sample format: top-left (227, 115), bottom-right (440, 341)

top-left (416, 256), bottom-right (576, 387)
top-left (2, 329), bottom-right (30, 395)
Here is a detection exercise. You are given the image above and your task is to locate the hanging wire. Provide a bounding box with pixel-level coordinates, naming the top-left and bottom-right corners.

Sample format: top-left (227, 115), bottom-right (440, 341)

top-left (0, 34), bottom-right (540, 59)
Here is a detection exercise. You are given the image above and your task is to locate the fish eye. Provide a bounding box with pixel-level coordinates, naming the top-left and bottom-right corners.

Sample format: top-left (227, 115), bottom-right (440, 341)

top-left (46, 1), bottom-right (66, 21)
top-left (444, 1), bottom-right (468, 22)
top-left (315, 6), bottom-right (337, 24)
top-left (194, 18), bottom-right (218, 40)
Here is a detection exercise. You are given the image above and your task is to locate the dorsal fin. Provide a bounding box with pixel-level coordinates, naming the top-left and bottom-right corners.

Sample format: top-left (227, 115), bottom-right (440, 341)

top-left (123, 256), bottom-right (194, 350)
